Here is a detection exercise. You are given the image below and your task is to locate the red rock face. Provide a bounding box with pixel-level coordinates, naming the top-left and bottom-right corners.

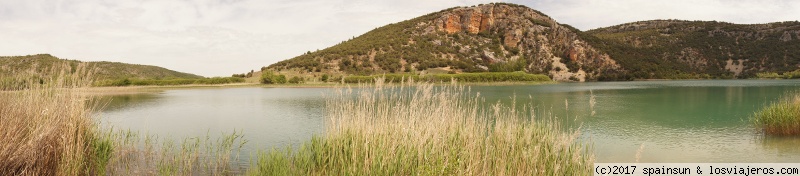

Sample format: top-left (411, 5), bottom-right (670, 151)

top-left (479, 11), bottom-right (494, 32)
top-left (465, 10), bottom-right (483, 34)
top-left (443, 14), bottom-right (461, 34)
top-left (438, 8), bottom-right (495, 34)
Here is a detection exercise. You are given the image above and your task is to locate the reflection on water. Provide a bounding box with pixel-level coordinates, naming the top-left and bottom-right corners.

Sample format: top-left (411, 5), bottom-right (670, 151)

top-left (97, 87), bottom-right (329, 157)
top-left (98, 80), bottom-right (800, 163)
top-left (96, 93), bottom-right (160, 112)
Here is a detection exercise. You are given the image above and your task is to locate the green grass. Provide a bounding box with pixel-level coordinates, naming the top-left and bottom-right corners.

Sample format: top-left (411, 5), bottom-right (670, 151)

top-left (753, 93), bottom-right (800, 136)
top-left (248, 78), bottom-right (593, 175)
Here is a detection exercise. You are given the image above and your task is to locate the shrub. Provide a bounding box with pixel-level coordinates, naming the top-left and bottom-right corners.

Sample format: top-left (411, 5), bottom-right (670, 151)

top-left (321, 74), bottom-right (330, 82)
top-left (260, 71), bottom-right (287, 84)
top-left (288, 76), bottom-right (304, 84)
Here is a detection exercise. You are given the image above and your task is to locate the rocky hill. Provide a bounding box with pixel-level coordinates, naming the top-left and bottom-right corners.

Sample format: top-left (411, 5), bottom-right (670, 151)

top-left (267, 3), bottom-right (622, 81)
top-left (585, 20), bottom-right (800, 79)
top-left (0, 54), bottom-right (203, 80)
top-left (264, 3), bottom-right (800, 81)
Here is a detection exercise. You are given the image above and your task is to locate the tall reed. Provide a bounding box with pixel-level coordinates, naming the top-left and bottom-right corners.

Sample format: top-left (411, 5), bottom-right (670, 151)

top-left (250, 78), bottom-right (594, 175)
top-left (0, 64), bottom-right (108, 175)
top-left (753, 93), bottom-right (800, 136)
top-left (99, 129), bottom-right (247, 175)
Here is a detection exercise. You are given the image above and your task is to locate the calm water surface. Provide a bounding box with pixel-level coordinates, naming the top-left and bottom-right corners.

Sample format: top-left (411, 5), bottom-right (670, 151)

top-left (98, 80), bottom-right (800, 163)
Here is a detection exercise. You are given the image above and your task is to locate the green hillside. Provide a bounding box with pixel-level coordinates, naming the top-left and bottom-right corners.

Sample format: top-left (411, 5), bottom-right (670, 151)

top-left (585, 20), bottom-right (800, 79)
top-left (266, 3), bottom-right (621, 82)
top-left (0, 54), bottom-right (203, 80)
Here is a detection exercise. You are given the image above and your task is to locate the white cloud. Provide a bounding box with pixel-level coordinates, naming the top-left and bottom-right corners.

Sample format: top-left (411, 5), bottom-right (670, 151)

top-left (0, 0), bottom-right (797, 76)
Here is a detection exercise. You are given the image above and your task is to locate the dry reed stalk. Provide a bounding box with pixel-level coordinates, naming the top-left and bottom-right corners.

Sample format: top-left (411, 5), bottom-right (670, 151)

top-left (0, 63), bottom-right (102, 175)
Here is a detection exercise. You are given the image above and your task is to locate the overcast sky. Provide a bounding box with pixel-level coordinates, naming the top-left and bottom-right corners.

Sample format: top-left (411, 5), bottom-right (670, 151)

top-left (0, 0), bottom-right (798, 77)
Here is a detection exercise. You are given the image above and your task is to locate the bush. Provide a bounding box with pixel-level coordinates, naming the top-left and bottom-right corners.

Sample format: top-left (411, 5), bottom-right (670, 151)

top-left (260, 71), bottom-right (287, 84)
top-left (321, 74), bottom-right (330, 82)
top-left (288, 76), bottom-right (304, 84)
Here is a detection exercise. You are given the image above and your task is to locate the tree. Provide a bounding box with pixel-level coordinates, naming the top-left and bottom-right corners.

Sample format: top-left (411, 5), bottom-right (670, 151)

top-left (260, 71), bottom-right (276, 84)
top-left (321, 74), bottom-right (330, 82)
top-left (260, 71), bottom-right (287, 84)
top-left (288, 76), bottom-right (304, 84)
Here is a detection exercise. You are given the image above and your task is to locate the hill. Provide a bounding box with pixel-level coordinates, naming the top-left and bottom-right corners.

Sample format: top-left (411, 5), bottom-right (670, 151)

top-left (260, 3), bottom-right (800, 81)
top-left (0, 54), bottom-right (203, 80)
top-left (585, 20), bottom-right (800, 79)
top-left (266, 3), bottom-right (621, 81)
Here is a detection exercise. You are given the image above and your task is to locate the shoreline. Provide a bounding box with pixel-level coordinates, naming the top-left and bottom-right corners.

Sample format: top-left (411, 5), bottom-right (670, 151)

top-left (84, 80), bottom-right (558, 91)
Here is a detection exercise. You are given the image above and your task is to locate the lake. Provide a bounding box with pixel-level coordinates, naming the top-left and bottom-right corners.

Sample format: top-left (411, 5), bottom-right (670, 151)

top-left (97, 80), bottom-right (800, 163)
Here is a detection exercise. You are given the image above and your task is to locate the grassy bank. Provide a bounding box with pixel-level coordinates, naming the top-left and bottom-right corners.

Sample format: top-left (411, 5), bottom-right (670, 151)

top-left (340, 72), bottom-right (551, 84)
top-left (753, 93), bottom-right (800, 136)
top-left (249, 79), bottom-right (593, 175)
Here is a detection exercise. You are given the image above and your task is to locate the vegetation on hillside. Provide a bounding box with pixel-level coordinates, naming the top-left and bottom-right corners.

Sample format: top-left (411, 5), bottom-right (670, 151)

top-left (0, 54), bottom-right (250, 87)
top-left (266, 10), bottom-right (475, 75)
top-left (0, 54), bottom-right (203, 81)
top-left (585, 20), bottom-right (800, 80)
top-left (340, 72), bottom-right (550, 83)
top-left (249, 79), bottom-right (593, 175)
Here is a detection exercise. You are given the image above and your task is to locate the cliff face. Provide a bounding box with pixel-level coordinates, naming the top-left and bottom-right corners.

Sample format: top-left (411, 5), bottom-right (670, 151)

top-left (587, 20), bottom-right (800, 79)
top-left (424, 4), bottom-right (622, 81)
top-left (268, 3), bottom-right (622, 81)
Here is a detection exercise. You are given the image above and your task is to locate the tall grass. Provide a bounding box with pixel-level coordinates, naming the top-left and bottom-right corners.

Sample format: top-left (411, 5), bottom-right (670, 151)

top-left (0, 64), bottom-right (108, 175)
top-left (250, 78), bottom-right (594, 175)
top-left (753, 93), bottom-right (800, 136)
